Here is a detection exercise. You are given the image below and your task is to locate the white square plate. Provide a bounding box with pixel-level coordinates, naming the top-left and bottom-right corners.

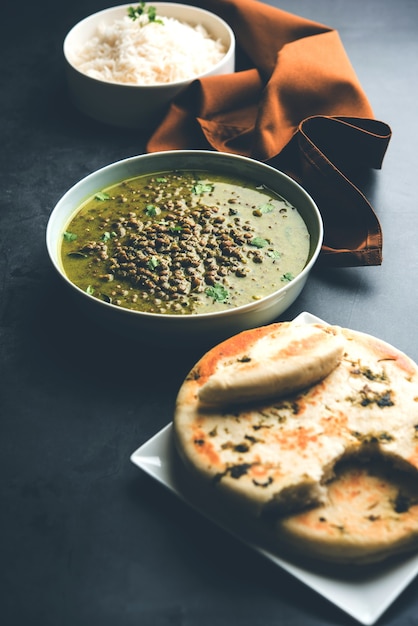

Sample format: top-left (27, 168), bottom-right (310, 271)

top-left (130, 312), bottom-right (418, 625)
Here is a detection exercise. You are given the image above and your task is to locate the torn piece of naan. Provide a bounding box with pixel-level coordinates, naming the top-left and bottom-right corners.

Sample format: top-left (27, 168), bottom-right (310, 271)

top-left (197, 322), bottom-right (344, 406)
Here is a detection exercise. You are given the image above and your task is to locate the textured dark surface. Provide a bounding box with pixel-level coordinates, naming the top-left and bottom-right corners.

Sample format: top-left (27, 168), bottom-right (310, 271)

top-left (1, 1), bottom-right (418, 625)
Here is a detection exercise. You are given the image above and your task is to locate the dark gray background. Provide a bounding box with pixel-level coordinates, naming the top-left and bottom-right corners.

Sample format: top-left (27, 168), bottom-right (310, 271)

top-left (1, 1), bottom-right (418, 625)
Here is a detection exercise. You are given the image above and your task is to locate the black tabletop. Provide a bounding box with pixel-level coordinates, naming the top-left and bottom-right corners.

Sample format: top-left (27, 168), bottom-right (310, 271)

top-left (2, 1), bottom-right (418, 625)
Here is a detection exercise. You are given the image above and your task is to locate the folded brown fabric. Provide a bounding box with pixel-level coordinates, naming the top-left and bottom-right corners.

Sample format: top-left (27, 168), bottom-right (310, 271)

top-left (147, 0), bottom-right (392, 267)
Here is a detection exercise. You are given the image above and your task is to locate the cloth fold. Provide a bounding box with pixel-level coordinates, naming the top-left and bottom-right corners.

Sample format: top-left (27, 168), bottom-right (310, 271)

top-left (147, 0), bottom-right (392, 266)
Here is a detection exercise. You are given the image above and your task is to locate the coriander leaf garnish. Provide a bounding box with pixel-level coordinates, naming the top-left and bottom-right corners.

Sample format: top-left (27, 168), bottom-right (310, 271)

top-left (250, 237), bottom-right (269, 248)
top-left (192, 182), bottom-right (214, 195)
top-left (146, 5), bottom-right (161, 23)
top-left (128, 3), bottom-right (164, 26)
top-left (147, 256), bottom-right (159, 270)
top-left (281, 272), bottom-right (294, 282)
top-left (267, 250), bottom-right (281, 260)
top-left (86, 285), bottom-right (95, 295)
top-left (127, 3), bottom-right (144, 19)
top-left (63, 231), bottom-right (77, 242)
top-left (95, 192), bottom-right (110, 201)
top-left (205, 284), bottom-right (229, 303)
top-left (145, 204), bottom-right (161, 217)
top-left (258, 203), bottom-right (275, 214)
top-left (156, 177), bottom-right (168, 183)
top-left (101, 231), bottom-right (117, 242)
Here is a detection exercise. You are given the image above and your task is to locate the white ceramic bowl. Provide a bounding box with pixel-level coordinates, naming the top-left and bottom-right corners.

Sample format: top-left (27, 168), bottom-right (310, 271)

top-left (46, 151), bottom-right (323, 347)
top-left (63, 3), bottom-right (235, 129)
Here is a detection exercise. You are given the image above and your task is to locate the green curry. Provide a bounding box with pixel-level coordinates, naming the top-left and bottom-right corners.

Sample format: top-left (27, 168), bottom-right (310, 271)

top-left (61, 170), bottom-right (310, 315)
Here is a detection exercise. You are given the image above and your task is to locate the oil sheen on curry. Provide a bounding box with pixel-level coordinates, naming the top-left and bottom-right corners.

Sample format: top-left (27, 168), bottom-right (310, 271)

top-left (61, 170), bottom-right (310, 315)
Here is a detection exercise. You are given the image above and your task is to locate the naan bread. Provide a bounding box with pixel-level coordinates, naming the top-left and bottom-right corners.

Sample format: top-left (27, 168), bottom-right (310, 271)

top-left (277, 457), bottom-right (418, 564)
top-left (173, 322), bottom-right (418, 522)
top-left (197, 322), bottom-right (344, 406)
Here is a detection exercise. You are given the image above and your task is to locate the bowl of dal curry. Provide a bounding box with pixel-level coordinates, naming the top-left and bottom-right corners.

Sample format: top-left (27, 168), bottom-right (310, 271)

top-left (46, 150), bottom-right (323, 346)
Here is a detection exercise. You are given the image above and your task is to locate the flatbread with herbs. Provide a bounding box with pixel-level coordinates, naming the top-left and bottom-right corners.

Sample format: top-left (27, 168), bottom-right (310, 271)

top-left (173, 321), bottom-right (418, 562)
top-left (277, 457), bottom-right (418, 564)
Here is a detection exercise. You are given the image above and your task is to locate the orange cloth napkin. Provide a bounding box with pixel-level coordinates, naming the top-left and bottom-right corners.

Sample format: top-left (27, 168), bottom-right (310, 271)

top-left (147, 0), bottom-right (392, 267)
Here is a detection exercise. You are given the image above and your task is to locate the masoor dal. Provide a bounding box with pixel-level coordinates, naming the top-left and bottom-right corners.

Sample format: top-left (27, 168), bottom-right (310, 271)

top-left (70, 14), bottom-right (226, 85)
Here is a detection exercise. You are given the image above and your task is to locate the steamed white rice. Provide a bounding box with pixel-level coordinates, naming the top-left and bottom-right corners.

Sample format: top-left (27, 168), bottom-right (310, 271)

top-left (71, 13), bottom-right (227, 85)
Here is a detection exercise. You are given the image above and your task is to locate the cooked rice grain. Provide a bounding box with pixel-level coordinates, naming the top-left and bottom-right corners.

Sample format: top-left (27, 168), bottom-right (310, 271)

top-left (71, 14), bottom-right (226, 85)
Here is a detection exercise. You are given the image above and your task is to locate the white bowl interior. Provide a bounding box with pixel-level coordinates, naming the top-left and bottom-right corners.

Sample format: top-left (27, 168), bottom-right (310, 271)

top-left (47, 151), bottom-right (323, 346)
top-left (63, 3), bottom-right (235, 129)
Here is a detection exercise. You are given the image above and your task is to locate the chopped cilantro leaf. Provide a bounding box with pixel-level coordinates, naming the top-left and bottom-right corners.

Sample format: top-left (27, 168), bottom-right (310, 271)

top-left (101, 231), bottom-right (117, 242)
top-left (192, 182), bottom-right (214, 195)
top-left (145, 205), bottom-right (161, 217)
top-left (250, 237), bottom-right (269, 248)
top-left (147, 256), bottom-right (159, 270)
top-left (128, 3), bottom-right (164, 25)
top-left (205, 284), bottom-right (229, 303)
top-left (63, 231), bottom-right (77, 242)
top-left (258, 203), bottom-right (274, 214)
top-left (95, 192), bottom-right (110, 201)
top-left (281, 272), bottom-right (294, 282)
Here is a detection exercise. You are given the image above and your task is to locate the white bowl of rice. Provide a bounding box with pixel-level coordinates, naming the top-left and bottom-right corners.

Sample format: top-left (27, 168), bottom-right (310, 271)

top-left (63, 2), bottom-right (235, 130)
